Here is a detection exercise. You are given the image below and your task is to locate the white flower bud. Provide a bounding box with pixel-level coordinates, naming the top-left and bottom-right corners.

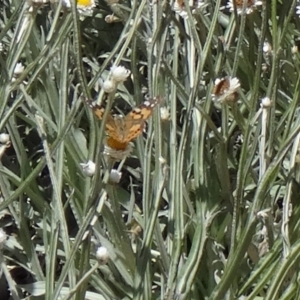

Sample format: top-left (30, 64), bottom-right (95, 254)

top-left (108, 169), bottom-right (122, 184)
top-left (0, 133), bottom-right (10, 144)
top-left (13, 63), bottom-right (24, 77)
top-left (110, 66), bottom-right (131, 83)
top-left (261, 97), bottom-right (272, 108)
top-left (292, 45), bottom-right (299, 54)
top-left (96, 246), bottom-right (109, 264)
top-left (102, 79), bottom-right (117, 93)
top-left (80, 160), bottom-right (96, 177)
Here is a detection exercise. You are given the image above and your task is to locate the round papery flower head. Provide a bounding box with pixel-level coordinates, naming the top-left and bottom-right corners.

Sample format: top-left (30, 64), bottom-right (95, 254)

top-left (110, 65), bottom-right (131, 83)
top-left (80, 160), bottom-right (96, 177)
top-left (212, 76), bottom-right (240, 104)
top-left (0, 229), bottom-right (7, 249)
top-left (103, 142), bottom-right (133, 161)
top-left (226, 0), bottom-right (263, 15)
top-left (101, 79), bottom-right (117, 93)
top-left (297, 5), bottom-right (300, 16)
top-left (108, 169), bottom-right (122, 184)
top-left (96, 246), bottom-right (109, 264)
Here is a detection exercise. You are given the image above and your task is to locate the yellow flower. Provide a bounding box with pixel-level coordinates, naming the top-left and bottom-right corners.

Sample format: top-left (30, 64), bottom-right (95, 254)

top-left (61, 0), bottom-right (95, 13)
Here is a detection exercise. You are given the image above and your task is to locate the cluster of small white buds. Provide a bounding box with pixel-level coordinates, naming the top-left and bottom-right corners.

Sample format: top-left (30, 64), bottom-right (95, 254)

top-left (101, 65), bottom-right (131, 93)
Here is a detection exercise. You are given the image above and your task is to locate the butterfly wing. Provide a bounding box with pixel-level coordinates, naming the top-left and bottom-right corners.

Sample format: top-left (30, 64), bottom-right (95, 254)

top-left (85, 99), bottom-right (106, 120)
top-left (121, 97), bottom-right (161, 142)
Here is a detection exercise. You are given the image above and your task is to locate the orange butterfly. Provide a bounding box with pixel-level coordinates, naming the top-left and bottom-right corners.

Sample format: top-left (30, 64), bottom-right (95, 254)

top-left (87, 98), bottom-right (161, 151)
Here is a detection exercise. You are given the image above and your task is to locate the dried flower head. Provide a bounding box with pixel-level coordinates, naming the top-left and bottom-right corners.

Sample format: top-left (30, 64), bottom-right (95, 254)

top-left (103, 142), bottom-right (133, 161)
top-left (80, 160), bottom-right (96, 177)
top-left (212, 76), bottom-right (240, 103)
top-left (227, 0), bottom-right (263, 15)
top-left (173, 0), bottom-right (206, 18)
top-left (110, 65), bottom-right (131, 83)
